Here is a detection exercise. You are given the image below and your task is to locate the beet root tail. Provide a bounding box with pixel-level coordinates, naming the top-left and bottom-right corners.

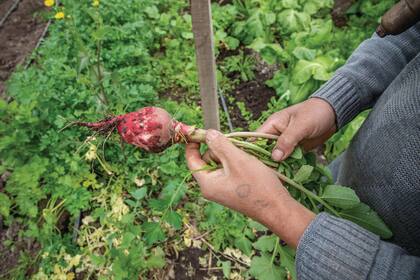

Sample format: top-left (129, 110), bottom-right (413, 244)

top-left (75, 116), bottom-right (122, 134)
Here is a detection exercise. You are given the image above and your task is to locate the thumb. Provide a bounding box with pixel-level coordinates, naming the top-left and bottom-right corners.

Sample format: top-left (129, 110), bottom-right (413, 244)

top-left (272, 126), bottom-right (306, 161)
top-left (206, 129), bottom-right (241, 165)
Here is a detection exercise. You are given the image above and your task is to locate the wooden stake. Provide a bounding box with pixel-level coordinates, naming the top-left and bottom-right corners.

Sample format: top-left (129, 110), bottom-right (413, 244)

top-left (191, 0), bottom-right (220, 130)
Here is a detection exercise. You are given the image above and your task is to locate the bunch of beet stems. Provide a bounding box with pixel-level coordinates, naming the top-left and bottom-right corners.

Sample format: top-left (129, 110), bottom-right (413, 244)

top-left (76, 107), bottom-right (340, 217)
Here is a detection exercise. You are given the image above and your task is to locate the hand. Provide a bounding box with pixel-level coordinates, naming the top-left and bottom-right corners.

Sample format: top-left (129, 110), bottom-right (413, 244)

top-left (257, 98), bottom-right (336, 161)
top-left (185, 130), bottom-right (315, 248)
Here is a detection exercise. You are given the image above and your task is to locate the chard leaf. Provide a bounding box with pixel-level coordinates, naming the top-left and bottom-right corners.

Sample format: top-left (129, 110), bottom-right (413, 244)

top-left (293, 165), bottom-right (313, 183)
top-left (321, 185), bottom-right (360, 209)
top-left (340, 203), bottom-right (393, 239)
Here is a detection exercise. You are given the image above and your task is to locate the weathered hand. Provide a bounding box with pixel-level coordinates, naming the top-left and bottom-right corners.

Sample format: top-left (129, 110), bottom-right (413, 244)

top-left (185, 130), bottom-right (315, 248)
top-left (257, 98), bottom-right (336, 161)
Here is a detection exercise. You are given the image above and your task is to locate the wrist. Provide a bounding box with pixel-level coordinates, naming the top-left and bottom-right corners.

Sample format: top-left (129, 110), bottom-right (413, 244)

top-left (307, 97), bottom-right (337, 131)
top-left (262, 195), bottom-right (315, 248)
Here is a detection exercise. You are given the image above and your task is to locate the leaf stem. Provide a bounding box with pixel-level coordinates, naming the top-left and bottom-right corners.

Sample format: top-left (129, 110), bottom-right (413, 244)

top-left (271, 237), bottom-right (280, 264)
top-left (225, 132), bottom-right (278, 140)
top-left (230, 139), bottom-right (272, 158)
top-left (273, 170), bottom-right (340, 217)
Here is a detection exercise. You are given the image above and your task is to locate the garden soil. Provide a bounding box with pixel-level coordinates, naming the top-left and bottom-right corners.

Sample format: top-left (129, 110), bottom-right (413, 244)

top-left (226, 58), bottom-right (277, 129)
top-left (0, 0), bottom-right (46, 96)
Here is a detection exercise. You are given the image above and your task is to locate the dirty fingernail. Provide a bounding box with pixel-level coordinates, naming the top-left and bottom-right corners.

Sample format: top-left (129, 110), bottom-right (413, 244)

top-left (272, 149), bottom-right (284, 161)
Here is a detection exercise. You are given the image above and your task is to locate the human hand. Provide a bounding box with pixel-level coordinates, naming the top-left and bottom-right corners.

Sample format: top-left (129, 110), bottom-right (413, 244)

top-left (185, 130), bottom-right (315, 248)
top-left (257, 98), bottom-right (336, 161)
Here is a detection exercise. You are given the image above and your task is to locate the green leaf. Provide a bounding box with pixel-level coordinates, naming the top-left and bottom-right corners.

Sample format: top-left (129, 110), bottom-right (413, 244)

top-left (278, 245), bottom-right (297, 280)
top-left (303, 0), bottom-right (333, 15)
top-left (248, 219), bottom-right (268, 231)
top-left (121, 232), bottom-right (136, 249)
top-left (290, 147), bottom-right (303, 159)
top-left (148, 198), bottom-right (168, 211)
top-left (292, 47), bottom-right (316, 60)
top-left (340, 203), bottom-right (393, 239)
top-left (161, 181), bottom-right (186, 207)
top-left (259, 44), bottom-right (286, 65)
top-left (90, 254), bottom-right (106, 266)
top-left (289, 79), bottom-right (316, 104)
top-left (250, 254), bottom-right (286, 280)
top-left (5, 156), bottom-right (48, 217)
top-left (292, 58), bottom-right (332, 84)
top-left (281, 0), bottom-right (300, 9)
top-left (321, 185), bottom-right (360, 209)
top-left (143, 222), bottom-right (166, 245)
top-left (125, 199), bottom-right (137, 208)
top-left (253, 235), bottom-right (277, 252)
top-left (234, 236), bottom-right (253, 256)
top-left (277, 9), bottom-right (310, 33)
top-left (163, 211), bottom-right (182, 230)
top-left (159, 161), bottom-right (180, 175)
top-left (221, 261), bottom-right (231, 278)
top-left (316, 164), bottom-right (334, 184)
top-left (181, 32), bottom-right (193, 39)
top-left (144, 6), bottom-right (159, 19)
top-left (225, 36), bottom-right (240, 50)
top-left (0, 193), bottom-right (11, 219)
top-left (293, 165), bottom-right (313, 183)
top-left (130, 187), bottom-right (147, 201)
top-left (145, 247), bottom-right (166, 269)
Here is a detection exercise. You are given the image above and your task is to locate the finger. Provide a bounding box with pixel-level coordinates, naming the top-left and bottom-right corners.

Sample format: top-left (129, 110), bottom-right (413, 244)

top-left (272, 126), bottom-right (307, 161)
top-left (301, 127), bottom-right (336, 151)
top-left (185, 143), bottom-right (209, 182)
top-left (256, 111), bottom-right (290, 135)
top-left (206, 130), bottom-right (242, 166)
top-left (202, 150), bottom-right (220, 164)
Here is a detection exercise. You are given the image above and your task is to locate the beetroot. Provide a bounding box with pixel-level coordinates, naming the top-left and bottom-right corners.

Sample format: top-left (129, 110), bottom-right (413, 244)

top-left (76, 107), bottom-right (206, 152)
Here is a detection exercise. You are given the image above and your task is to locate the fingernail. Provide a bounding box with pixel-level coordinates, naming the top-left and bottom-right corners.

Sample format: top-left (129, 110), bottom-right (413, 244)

top-left (206, 129), bottom-right (220, 143)
top-left (272, 149), bottom-right (284, 161)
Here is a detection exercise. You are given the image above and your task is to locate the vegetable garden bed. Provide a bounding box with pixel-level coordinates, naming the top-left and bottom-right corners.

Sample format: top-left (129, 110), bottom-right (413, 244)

top-left (0, 0), bottom-right (396, 279)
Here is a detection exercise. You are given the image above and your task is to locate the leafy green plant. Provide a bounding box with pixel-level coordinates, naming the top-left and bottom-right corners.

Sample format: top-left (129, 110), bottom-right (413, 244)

top-left (221, 51), bottom-right (256, 82)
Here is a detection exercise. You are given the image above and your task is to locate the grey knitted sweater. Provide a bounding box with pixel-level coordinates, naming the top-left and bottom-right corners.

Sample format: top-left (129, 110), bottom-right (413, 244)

top-left (296, 23), bottom-right (420, 279)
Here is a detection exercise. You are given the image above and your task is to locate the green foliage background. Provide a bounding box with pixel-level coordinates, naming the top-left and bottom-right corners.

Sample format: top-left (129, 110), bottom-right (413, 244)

top-left (0, 0), bottom-right (395, 279)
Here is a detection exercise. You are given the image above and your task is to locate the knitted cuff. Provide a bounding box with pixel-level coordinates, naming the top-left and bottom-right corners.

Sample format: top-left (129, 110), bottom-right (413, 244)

top-left (311, 73), bottom-right (361, 128)
top-left (296, 212), bottom-right (380, 280)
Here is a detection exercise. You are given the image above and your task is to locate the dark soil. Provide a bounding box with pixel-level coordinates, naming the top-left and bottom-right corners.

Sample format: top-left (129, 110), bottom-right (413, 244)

top-left (161, 45), bottom-right (277, 130)
top-left (170, 247), bottom-right (224, 279)
top-left (225, 52), bottom-right (277, 130)
top-left (0, 0), bottom-right (47, 96)
top-left (331, 0), bottom-right (355, 27)
top-left (0, 222), bottom-right (40, 279)
top-left (0, 0), bottom-right (15, 17)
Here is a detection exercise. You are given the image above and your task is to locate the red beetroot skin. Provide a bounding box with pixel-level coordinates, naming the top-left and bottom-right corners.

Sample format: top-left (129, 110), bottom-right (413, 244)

top-left (77, 107), bottom-right (195, 153)
top-left (116, 107), bottom-right (174, 152)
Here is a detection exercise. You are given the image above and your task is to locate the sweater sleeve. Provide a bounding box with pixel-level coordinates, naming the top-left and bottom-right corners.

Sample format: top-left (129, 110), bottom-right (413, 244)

top-left (296, 213), bottom-right (420, 280)
top-left (311, 22), bottom-right (420, 128)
